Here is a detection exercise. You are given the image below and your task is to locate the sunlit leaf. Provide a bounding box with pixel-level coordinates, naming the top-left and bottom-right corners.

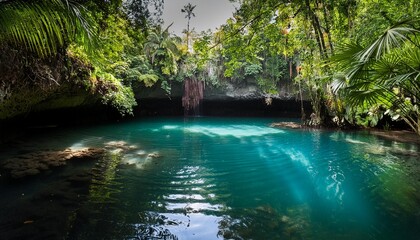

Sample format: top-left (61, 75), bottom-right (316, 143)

top-left (0, 0), bottom-right (95, 57)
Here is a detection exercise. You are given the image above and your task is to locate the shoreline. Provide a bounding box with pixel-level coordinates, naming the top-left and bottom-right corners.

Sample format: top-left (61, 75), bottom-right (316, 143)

top-left (270, 122), bottom-right (420, 145)
top-left (368, 129), bottom-right (420, 145)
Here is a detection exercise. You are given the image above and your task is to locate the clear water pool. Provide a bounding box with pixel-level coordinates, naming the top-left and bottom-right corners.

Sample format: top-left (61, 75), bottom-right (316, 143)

top-left (0, 117), bottom-right (419, 239)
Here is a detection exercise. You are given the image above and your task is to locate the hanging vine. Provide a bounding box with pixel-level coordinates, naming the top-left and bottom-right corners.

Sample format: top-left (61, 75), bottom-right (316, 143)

top-left (182, 78), bottom-right (205, 115)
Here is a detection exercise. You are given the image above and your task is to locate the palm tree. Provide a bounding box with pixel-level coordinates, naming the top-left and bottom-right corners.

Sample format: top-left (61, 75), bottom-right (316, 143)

top-left (0, 0), bottom-right (94, 57)
top-left (143, 24), bottom-right (181, 76)
top-left (181, 3), bottom-right (196, 52)
top-left (332, 20), bottom-right (420, 134)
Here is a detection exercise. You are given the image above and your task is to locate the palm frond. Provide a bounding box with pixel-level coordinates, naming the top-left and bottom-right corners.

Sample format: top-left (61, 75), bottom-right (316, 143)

top-left (345, 61), bottom-right (371, 81)
top-left (0, 0), bottom-right (95, 57)
top-left (331, 42), bottom-right (364, 65)
top-left (385, 72), bottom-right (417, 87)
top-left (371, 52), bottom-right (403, 82)
top-left (331, 74), bottom-right (347, 95)
top-left (346, 88), bottom-right (385, 106)
top-left (344, 79), bottom-right (393, 106)
top-left (330, 42), bottom-right (372, 81)
top-left (348, 88), bottom-right (397, 109)
top-left (402, 43), bottom-right (420, 69)
top-left (373, 44), bottom-right (420, 89)
top-left (346, 80), bottom-right (376, 92)
top-left (358, 22), bottom-right (420, 62)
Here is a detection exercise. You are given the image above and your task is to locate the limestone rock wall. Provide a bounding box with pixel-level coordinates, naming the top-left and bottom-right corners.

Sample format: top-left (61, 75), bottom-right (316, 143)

top-left (135, 78), bottom-right (303, 101)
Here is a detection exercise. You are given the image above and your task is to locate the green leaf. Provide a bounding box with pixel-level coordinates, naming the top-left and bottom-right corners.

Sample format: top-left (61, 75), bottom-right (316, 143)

top-left (0, 0), bottom-right (95, 57)
top-left (138, 74), bottom-right (159, 87)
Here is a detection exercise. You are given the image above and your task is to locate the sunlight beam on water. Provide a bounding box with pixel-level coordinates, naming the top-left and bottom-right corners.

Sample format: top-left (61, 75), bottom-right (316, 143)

top-left (280, 148), bottom-right (316, 203)
top-left (185, 125), bottom-right (284, 138)
top-left (271, 144), bottom-right (378, 230)
top-left (278, 147), bottom-right (346, 205)
top-left (162, 125), bottom-right (179, 130)
top-left (162, 124), bottom-right (285, 138)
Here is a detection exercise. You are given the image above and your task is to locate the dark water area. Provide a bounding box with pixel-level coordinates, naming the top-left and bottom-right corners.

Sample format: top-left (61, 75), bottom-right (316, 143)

top-left (0, 117), bottom-right (419, 239)
top-left (135, 98), bottom-right (311, 117)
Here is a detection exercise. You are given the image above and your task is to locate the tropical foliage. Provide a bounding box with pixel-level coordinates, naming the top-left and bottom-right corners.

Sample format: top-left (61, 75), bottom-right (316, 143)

top-left (0, 0), bottom-right (94, 57)
top-left (1, 0), bottom-right (420, 135)
top-left (0, 0), bottom-right (173, 117)
top-left (332, 20), bottom-right (420, 133)
top-left (209, 0), bottom-right (420, 133)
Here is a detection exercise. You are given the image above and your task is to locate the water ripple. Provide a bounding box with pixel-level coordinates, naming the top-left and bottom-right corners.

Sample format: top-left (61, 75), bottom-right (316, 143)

top-left (1, 118), bottom-right (419, 240)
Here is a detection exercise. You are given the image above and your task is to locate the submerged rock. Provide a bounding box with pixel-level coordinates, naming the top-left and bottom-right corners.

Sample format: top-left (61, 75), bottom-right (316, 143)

top-left (281, 215), bottom-right (290, 223)
top-left (11, 168), bottom-right (40, 179)
top-left (270, 122), bottom-right (302, 129)
top-left (104, 140), bottom-right (138, 151)
top-left (136, 150), bottom-right (147, 156)
top-left (1, 148), bottom-right (105, 179)
top-left (147, 152), bottom-right (161, 159)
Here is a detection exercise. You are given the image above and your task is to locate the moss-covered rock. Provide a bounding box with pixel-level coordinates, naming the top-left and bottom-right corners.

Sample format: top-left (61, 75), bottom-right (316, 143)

top-left (0, 84), bottom-right (98, 120)
top-left (0, 45), bottom-right (98, 120)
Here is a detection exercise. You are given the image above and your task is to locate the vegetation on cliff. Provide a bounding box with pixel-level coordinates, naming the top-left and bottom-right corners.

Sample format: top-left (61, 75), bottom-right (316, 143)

top-left (0, 0), bottom-right (419, 134)
top-left (0, 0), bottom-right (167, 118)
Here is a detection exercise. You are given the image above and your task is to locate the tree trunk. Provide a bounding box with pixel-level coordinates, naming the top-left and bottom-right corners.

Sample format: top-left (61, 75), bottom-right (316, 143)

top-left (305, 0), bottom-right (327, 59)
top-left (298, 79), bottom-right (306, 122)
top-left (320, 0), bottom-right (334, 55)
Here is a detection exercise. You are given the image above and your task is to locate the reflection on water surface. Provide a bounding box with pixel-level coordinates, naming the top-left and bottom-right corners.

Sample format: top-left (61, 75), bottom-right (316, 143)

top-left (0, 117), bottom-right (419, 239)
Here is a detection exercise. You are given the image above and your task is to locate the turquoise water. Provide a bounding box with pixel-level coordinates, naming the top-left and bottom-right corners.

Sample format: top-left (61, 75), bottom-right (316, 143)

top-left (1, 117), bottom-right (420, 239)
